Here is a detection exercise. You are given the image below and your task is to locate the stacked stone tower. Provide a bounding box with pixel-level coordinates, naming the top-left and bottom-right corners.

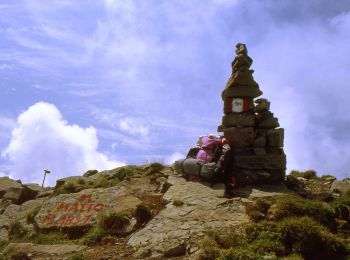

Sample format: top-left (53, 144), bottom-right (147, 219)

top-left (218, 43), bottom-right (286, 184)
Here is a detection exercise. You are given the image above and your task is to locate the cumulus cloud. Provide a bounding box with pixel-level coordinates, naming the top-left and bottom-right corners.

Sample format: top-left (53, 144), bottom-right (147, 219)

top-left (2, 102), bottom-right (124, 186)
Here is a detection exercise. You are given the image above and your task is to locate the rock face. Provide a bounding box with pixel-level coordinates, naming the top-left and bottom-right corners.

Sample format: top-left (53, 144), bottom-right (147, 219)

top-left (35, 176), bottom-right (160, 231)
top-left (3, 243), bottom-right (86, 259)
top-left (35, 187), bottom-right (121, 230)
top-left (128, 174), bottom-right (292, 258)
top-left (218, 43), bottom-right (286, 185)
top-left (128, 175), bottom-right (250, 258)
top-left (331, 179), bottom-right (350, 194)
top-left (0, 177), bottom-right (39, 207)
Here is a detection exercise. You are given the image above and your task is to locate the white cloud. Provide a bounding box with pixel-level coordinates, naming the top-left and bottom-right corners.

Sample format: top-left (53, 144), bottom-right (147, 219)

top-left (164, 152), bottom-right (185, 165)
top-left (119, 117), bottom-right (149, 137)
top-left (2, 102), bottom-right (124, 186)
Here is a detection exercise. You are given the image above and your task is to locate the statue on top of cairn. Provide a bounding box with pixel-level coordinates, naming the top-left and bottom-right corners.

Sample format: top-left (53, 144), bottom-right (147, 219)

top-left (219, 43), bottom-right (286, 197)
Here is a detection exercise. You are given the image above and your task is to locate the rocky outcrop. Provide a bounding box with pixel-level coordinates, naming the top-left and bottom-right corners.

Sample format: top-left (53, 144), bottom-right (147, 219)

top-left (0, 177), bottom-right (41, 206)
top-left (2, 243), bottom-right (86, 259)
top-left (128, 174), bottom-right (290, 258)
top-left (331, 179), bottom-right (350, 194)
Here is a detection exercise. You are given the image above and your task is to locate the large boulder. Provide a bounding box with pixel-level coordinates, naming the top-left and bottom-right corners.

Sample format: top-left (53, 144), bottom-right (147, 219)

top-left (0, 215), bottom-right (10, 242)
top-left (35, 176), bottom-right (161, 232)
top-left (331, 179), bottom-right (350, 194)
top-left (35, 186), bottom-right (125, 230)
top-left (0, 177), bottom-right (38, 204)
top-left (0, 177), bottom-right (22, 197)
top-left (128, 176), bottom-right (250, 258)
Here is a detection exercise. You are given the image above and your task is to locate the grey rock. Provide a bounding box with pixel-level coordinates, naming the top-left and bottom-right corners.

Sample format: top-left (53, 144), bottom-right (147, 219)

top-left (2, 243), bottom-right (86, 258)
top-left (23, 183), bottom-right (42, 194)
top-left (254, 100), bottom-right (270, 113)
top-left (128, 176), bottom-right (250, 257)
top-left (217, 124), bottom-right (225, 132)
top-left (258, 117), bottom-right (280, 129)
top-left (235, 154), bottom-right (286, 170)
top-left (255, 111), bottom-right (274, 122)
top-left (266, 147), bottom-right (284, 155)
top-left (254, 98), bottom-right (269, 104)
top-left (254, 147), bottom-right (267, 156)
top-left (222, 113), bottom-right (255, 127)
top-left (222, 85), bottom-right (262, 99)
top-left (254, 136), bottom-right (266, 147)
top-left (0, 228), bottom-right (9, 242)
top-left (331, 179), bottom-right (350, 194)
top-left (36, 189), bottom-right (54, 198)
top-left (267, 128), bottom-right (284, 147)
top-left (230, 148), bottom-right (254, 156)
top-left (0, 177), bottom-right (22, 199)
top-left (83, 169), bottom-right (98, 177)
top-left (224, 127), bottom-right (255, 147)
top-left (0, 215), bottom-right (10, 231)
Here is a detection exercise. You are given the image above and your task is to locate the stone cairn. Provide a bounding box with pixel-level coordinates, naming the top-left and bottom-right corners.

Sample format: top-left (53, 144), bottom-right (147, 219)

top-left (218, 43), bottom-right (286, 184)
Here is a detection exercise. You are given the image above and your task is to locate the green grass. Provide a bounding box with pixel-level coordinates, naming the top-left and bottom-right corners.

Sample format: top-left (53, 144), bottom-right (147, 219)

top-left (144, 162), bottom-right (164, 175)
top-left (289, 170), bottom-right (317, 179)
top-left (268, 195), bottom-right (336, 230)
top-left (80, 227), bottom-right (106, 246)
top-left (97, 211), bottom-right (130, 235)
top-left (54, 166), bottom-right (145, 195)
top-left (198, 215), bottom-right (349, 260)
top-left (134, 204), bottom-right (152, 227)
top-left (70, 253), bottom-right (85, 260)
top-left (172, 199), bottom-right (184, 207)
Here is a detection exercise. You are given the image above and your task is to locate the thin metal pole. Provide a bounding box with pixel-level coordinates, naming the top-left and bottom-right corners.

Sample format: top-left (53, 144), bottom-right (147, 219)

top-left (41, 173), bottom-right (47, 188)
top-left (42, 169), bottom-right (50, 188)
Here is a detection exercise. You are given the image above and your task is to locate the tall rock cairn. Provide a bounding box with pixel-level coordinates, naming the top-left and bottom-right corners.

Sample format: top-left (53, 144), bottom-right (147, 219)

top-left (218, 43), bottom-right (286, 184)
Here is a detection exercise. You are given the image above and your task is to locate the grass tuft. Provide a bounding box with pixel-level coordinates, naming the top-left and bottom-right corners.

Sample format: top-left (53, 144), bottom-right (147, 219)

top-left (172, 199), bottom-right (184, 207)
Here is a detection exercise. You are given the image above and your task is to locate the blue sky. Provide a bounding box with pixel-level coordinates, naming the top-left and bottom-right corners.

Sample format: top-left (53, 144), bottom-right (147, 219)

top-left (0, 0), bottom-right (350, 185)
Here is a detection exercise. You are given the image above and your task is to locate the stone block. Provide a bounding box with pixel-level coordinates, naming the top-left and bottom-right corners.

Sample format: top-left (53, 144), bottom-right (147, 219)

top-left (254, 148), bottom-right (266, 156)
top-left (224, 127), bottom-right (255, 148)
top-left (217, 125), bottom-right (225, 132)
top-left (222, 85), bottom-right (263, 99)
top-left (257, 129), bottom-right (267, 137)
top-left (234, 154), bottom-right (286, 170)
top-left (231, 148), bottom-right (254, 156)
top-left (258, 117), bottom-right (280, 129)
top-left (234, 169), bottom-right (285, 185)
top-left (266, 147), bottom-right (284, 155)
top-left (253, 136), bottom-right (266, 147)
top-left (254, 100), bottom-right (270, 113)
top-left (267, 128), bottom-right (284, 147)
top-left (222, 113), bottom-right (255, 127)
top-left (255, 111), bottom-right (273, 121)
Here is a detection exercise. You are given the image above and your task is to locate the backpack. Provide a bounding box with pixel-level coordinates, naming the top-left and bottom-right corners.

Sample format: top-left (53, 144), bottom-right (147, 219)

top-left (174, 158), bottom-right (219, 181)
top-left (196, 135), bottom-right (222, 163)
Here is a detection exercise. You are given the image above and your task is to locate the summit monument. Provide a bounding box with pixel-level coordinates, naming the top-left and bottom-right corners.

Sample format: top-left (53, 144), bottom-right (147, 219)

top-left (218, 43), bottom-right (286, 185)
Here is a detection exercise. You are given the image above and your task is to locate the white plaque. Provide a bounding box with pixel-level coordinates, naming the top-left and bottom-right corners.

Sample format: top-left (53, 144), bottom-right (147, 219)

top-left (232, 98), bottom-right (244, 112)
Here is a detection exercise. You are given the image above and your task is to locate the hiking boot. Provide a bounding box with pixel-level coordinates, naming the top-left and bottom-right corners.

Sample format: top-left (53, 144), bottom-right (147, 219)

top-left (224, 185), bottom-right (236, 198)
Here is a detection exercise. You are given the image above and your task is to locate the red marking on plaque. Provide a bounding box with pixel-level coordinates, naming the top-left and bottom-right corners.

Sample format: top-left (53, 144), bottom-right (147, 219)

top-left (243, 99), bottom-right (250, 112)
